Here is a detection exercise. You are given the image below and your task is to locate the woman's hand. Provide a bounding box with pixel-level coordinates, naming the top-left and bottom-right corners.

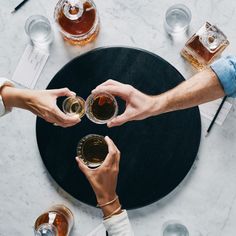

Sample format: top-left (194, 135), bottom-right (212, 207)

top-left (76, 136), bottom-right (122, 217)
top-left (76, 136), bottom-right (120, 203)
top-left (1, 86), bottom-right (80, 127)
top-left (92, 79), bottom-right (157, 127)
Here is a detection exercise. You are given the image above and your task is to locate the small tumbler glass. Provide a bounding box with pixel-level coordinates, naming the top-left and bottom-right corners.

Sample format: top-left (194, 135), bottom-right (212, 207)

top-left (164, 4), bottom-right (191, 35)
top-left (85, 92), bottom-right (118, 124)
top-left (77, 134), bottom-right (108, 168)
top-left (62, 96), bottom-right (85, 118)
top-left (162, 221), bottom-right (189, 236)
top-left (25, 15), bottom-right (53, 49)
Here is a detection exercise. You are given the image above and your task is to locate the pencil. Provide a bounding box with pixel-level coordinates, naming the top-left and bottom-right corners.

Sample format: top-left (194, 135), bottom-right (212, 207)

top-left (11, 0), bottom-right (30, 13)
top-left (205, 96), bottom-right (227, 137)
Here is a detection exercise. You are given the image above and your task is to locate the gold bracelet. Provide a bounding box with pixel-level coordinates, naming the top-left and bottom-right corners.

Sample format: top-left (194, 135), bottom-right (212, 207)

top-left (103, 205), bottom-right (122, 220)
top-left (97, 195), bottom-right (118, 208)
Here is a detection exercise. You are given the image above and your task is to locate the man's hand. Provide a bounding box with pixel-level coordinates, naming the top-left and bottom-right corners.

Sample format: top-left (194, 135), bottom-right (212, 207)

top-left (92, 79), bottom-right (156, 127)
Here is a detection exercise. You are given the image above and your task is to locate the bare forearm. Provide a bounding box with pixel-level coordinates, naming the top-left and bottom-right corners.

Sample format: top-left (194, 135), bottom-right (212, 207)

top-left (1, 86), bottom-right (30, 110)
top-left (152, 68), bottom-right (225, 116)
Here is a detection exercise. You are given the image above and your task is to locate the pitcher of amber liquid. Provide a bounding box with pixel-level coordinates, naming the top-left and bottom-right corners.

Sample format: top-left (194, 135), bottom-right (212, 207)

top-left (54, 0), bottom-right (100, 45)
top-left (181, 22), bottom-right (229, 70)
top-left (34, 204), bottom-right (74, 236)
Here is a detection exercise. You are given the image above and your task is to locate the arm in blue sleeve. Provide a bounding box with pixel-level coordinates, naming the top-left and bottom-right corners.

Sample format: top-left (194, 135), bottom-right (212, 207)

top-left (210, 56), bottom-right (236, 97)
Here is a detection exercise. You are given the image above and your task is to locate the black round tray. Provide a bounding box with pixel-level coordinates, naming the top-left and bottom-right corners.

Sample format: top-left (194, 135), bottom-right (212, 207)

top-left (36, 47), bottom-right (201, 209)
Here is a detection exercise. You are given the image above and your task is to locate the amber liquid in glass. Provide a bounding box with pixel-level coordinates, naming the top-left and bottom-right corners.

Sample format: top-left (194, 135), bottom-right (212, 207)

top-left (181, 22), bottom-right (229, 70)
top-left (181, 35), bottom-right (228, 70)
top-left (82, 136), bottom-right (108, 164)
top-left (57, 1), bottom-right (98, 45)
top-left (34, 205), bottom-right (74, 236)
top-left (63, 96), bottom-right (85, 117)
top-left (91, 95), bottom-right (116, 121)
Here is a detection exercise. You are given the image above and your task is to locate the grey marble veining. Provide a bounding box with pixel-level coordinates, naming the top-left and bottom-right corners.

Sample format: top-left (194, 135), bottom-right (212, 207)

top-left (1, 0), bottom-right (236, 235)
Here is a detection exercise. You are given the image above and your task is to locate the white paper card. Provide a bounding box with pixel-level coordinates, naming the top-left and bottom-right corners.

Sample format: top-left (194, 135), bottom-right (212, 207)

top-left (86, 223), bottom-right (106, 236)
top-left (12, 44), bottom-right (49, 88)
top-left (199, 98), bottom-right (232, 125)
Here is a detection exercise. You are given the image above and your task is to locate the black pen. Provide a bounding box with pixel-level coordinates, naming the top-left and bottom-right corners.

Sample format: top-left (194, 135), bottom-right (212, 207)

top-left (205, 96), bottom-right (227, 137)
top-left (11, 0), bottom-right (30, 13)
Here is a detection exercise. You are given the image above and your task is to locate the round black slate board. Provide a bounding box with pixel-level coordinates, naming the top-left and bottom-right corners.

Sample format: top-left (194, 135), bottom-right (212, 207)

top-left (36, 47), bottom-right (201, 209)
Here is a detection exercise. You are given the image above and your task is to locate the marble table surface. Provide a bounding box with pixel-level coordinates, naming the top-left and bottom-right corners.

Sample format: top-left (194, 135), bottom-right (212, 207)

top-left (1, 0), bottom-right (236, 235)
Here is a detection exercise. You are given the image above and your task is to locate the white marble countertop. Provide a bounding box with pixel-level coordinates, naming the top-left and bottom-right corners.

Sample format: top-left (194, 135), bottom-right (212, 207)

top-left (1, 0), bottom-right (236, 235)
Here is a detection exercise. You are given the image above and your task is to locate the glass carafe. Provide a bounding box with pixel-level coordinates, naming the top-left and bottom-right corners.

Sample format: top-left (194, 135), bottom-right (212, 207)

top-left (181, 22), bottom-right (229, 70)
top-left (54, 0), bottom-right (100, 46)
top-left (34, 204), bottom-right (74, 236)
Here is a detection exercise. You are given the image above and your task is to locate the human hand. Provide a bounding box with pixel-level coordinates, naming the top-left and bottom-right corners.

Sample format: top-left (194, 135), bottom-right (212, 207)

top-left (76, 136), bottom-right (120, 203)
top-left (1, 86), bottom-right (81, 127)
top-left (92, 80), bottom-right (156, 127)
top-left (24, 88), bottom-right (81, 127)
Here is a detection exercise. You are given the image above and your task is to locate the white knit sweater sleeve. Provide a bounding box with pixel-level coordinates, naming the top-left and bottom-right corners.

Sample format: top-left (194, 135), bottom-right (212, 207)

top-left (103, 210), bottom-right (134, 236)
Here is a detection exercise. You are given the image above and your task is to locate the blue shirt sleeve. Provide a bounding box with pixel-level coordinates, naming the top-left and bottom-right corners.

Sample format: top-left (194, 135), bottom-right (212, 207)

top-left (210, 56), bottom-right (236, 98)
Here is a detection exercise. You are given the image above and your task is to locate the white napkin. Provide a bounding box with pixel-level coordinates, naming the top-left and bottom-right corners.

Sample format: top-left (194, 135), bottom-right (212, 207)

top-left (12, 44), bottom-right (49, 88)
top-left (199, 98), bottom-right (232, 125)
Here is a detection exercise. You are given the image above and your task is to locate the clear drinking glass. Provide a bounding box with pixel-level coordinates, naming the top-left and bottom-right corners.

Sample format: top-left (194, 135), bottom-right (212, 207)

top-left (62, 96), bottom-right (85, 118)
top-left (85, 92), bottom-right (118, 124)
top-left (162, 221), bottom-right (189, 236)
top-left (164, 4), bottom-right (191, 35)
top-left (77, 134), bottom-right (108, 168)
top-left (25, 15), bottom-right (53, 49)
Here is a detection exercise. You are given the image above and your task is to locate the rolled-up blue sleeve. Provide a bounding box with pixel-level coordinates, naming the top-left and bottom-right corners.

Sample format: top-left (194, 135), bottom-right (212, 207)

top-left (210, 56), bottom-right (236, 97)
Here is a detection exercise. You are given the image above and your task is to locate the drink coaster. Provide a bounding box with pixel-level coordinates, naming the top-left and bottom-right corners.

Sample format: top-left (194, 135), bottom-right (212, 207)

top-left (36, 47), bottom-right (201, 209)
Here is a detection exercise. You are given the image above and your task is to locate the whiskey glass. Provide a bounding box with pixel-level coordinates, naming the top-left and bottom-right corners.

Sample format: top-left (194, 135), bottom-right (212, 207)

top-left (62, 96), bottom-right (85, 118)
top-left (77, 134), bottom-right (108, 168)
top-left (85, 92), bottom-right (118, 124)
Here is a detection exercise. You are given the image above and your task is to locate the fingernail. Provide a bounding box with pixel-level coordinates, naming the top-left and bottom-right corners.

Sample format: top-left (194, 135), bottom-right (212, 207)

top-left (75, 156), bottom-right (79, 161)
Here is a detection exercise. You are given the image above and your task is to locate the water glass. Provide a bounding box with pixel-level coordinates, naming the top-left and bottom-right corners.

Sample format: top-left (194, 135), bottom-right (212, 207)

top-left (164, 4), bottom-right (191, 35)
top-left (25, 15), bottom-right (53, 49)
top-left (162, 221), bottom-right (189, 236)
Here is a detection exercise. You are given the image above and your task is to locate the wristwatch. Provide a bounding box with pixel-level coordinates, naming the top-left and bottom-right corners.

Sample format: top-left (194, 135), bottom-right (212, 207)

top-left (0, 78), bottom-right (14, 117)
